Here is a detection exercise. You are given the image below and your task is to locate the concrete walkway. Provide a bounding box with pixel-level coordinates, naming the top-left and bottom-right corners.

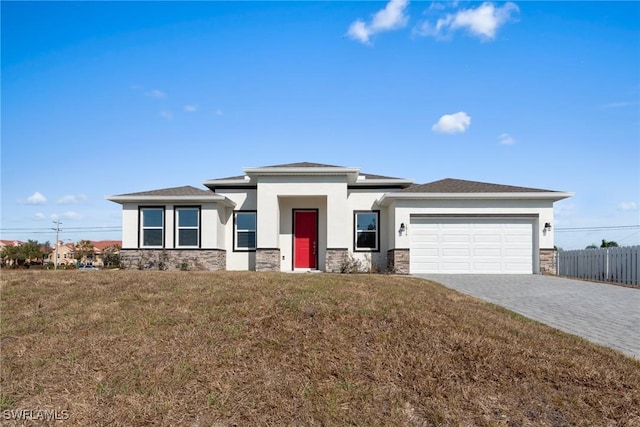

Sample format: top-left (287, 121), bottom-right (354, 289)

top-left (416, 274), bottom-right (640, 360)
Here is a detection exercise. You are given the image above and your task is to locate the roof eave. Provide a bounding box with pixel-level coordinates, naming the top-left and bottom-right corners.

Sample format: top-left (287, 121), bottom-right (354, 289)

top-left (351, 179), bottom-right (414, 188)
top-left (378, 191), bottom-right (574, 206)
top-left (202, 178), bottom-right (251, 186)
top-left (243, 166), bottom-right (361, 183)
top-left (105, 195), bottom-right (236, 207)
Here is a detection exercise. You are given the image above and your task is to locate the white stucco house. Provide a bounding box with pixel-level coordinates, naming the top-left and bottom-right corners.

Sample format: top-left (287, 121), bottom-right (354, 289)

top-left (107, 162), bottom-right (572, 274)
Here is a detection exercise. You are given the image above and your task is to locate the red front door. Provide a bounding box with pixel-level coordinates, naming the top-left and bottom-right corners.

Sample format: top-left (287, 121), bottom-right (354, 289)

top-left (294, 211), bottom-right (317, 269)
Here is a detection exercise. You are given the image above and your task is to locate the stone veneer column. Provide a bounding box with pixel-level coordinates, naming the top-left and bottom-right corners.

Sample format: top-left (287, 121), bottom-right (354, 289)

top-left (539, 248), bottom-right (557, 275)
top-left (388, 249), bottom-right (410, 275)
top-left (255, 248), bottom-right (281, 271)
top-left (325, 248), bottom-right (349, 273)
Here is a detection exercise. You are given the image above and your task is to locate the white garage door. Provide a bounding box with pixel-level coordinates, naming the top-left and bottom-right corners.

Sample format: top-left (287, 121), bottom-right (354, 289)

top-left (410, 217), bottom-right (534, 274)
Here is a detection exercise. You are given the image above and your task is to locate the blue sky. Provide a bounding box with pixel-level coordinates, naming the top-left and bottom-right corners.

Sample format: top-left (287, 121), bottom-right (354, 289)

top-left (1, 1), bottom-right (638, 249)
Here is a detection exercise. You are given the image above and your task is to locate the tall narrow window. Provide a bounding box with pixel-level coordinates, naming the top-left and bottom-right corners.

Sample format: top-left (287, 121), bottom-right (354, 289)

top-left (234, 211), bottom-right (256, 251)
top-left (141, 207), bottom-right (164, 247)
top-left (176, 207), bottom-right (199, 247)
top-left (354, 211), bottom-right (379, 251)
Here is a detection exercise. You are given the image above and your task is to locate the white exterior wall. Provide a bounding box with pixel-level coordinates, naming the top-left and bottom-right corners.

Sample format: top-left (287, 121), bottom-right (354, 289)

top-left (122, 204), bottom-right (139, 248)
top-left (256, 177), bottom-right (349, 250)
top-left (200, 202), bottom-right (221, 249)
top-left (165, 206), bottom-right (175, 248)
top-left (347, 189), bottom-right (390, 269)
top-left (217, 189), bottom-right (257, 271)
top-left (120, 202), bottom-right (223, 250)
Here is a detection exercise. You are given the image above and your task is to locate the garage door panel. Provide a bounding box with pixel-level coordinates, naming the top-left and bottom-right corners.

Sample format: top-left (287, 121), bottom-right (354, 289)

top-left (473, 262), bottom-right (502, 271)
top-left (443, 234), bottom-right (470, 243)
top-left (474, 248), bottom-right (501, 257)
top-left (442, 262), bottom-right (471, 272)
top-left (474, 234), bottom-right (501, 243)
top-left (443, 248), bottom-right (470, 256)
top-left (414, 248), bottom-right (439, 257)
top-left (410, 218), bottom-right (533, 274)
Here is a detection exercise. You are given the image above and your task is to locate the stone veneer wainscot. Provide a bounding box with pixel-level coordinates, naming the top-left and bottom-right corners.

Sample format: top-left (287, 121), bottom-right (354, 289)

top-left (255, 248), bottom-right (281, 271)
top-left (120, 249), bottom-right (226, 271)
top-left (388, 249), bottom-right (410, 275)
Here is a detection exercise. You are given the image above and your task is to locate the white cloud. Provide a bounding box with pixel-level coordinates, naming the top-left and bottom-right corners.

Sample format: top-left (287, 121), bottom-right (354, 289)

top-left (348, 20), bottom-right (371, 44)
top-left (52, 211), bottom-right (82, 220)
top-left (432, 111), bottom-right (471, 134)
top-left (618, 202), bottom-right (638, 212)
top-left (159, 111), bottom-right (173, 120)
top-left (35, 212), bottom-right (46, 220)
top-left (602, 101), bottom-right (638, 109)
top-left (215, 109), bottom-right (224, 116)
top-left (184, 105), bottom-right (198, 112)
top-left (57, 194), bottom-right (88, 205)
top-left (146, 89), bottom-right (167, 99)
top-left (347, 0), bottom-right (410, 44)
top-left (498, 133), bottom-right (516, 145)
top-left (25, 192), bottom-right (47, 205)
top-left (62, 211), bottom-right (82, 220)
top-left (416, 2), bottom-right (519, 40)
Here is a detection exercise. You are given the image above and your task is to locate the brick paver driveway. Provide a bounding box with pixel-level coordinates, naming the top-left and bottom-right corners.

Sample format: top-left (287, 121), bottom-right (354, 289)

top-left (416, 274), bottom-right (640, 359)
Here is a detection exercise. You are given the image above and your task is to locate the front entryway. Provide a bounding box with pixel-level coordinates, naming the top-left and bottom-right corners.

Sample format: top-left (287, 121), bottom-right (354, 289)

top-left (294, 210), bottom-right (317, 269)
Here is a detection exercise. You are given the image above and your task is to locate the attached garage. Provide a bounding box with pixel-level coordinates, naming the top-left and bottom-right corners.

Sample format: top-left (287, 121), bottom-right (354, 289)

top-left (410, 217), bottom-right (535, 274)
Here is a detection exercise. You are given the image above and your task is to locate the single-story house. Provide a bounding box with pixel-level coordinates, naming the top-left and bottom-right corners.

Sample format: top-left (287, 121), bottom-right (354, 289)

top-left (107, 162), bottom-right (572, 274)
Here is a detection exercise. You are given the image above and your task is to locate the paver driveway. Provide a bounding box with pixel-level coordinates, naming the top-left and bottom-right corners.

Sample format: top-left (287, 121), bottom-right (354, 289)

top-left (416, 274), bottom-right (640, 360)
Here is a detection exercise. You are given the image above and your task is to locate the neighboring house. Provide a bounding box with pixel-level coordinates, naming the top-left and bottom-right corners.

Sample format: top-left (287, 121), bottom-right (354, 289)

top-left (107, 162), bottom-right (572, 274)
top-left (0, 240), bottom-right (24, 248)
top-left (49, 242), bottom-right (76, 266)
top-left (91, 240), bottom-right (122, 266)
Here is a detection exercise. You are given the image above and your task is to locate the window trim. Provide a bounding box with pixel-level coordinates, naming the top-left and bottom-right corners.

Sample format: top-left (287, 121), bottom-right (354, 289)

top-left (175, 206), bottom-right (201, 248)
top-left (139, 206), bottom-right (165, 248)
top-left (233, 210), bottom-right (257, 252)
top-left (353, 210), bottom-right (380, 252)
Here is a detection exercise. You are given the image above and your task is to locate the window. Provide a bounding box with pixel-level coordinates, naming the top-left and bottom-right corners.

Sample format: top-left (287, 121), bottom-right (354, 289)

top-left (234, 211), bottom-right (256, 251)
top-left (354, 211), bottom-right (379, 251)
top-left (141, 207), bottom-right (164, 247)
top-left (176, 207), bottom-right (200, 247)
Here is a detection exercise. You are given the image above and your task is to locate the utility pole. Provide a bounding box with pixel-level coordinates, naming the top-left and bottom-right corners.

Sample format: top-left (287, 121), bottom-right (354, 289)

top-left (52, 220), bottom-right (62, 270)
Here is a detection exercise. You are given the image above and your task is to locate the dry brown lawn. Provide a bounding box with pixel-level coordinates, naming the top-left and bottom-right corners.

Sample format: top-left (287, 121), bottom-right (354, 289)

top-left (1, 271), bottom-right (639, 426)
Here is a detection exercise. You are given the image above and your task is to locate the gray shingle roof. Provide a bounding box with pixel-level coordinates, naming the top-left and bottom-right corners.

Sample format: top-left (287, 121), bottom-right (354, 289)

top-left (402, 178), bottom-right (555, 193)
top-left (114, 185), bottom-right (213, 197)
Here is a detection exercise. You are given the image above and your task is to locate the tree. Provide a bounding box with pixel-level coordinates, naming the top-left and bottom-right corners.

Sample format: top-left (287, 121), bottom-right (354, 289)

top-left (74, 240), bottom-right (95, 264)
top-left (0, 245), bottom-right (21, 266)
top-left (102, 245), bottom-right (121, 268)
top-left (585, 244), bottom-right (598, 249)
top-left (21, 240), bottom-right (44, 264)
top-left (600, 239), bottom-right (619, 248)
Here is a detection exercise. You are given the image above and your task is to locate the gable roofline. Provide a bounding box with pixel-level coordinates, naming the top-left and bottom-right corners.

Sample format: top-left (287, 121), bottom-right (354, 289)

top-left (378, 191), bottom-right (573, 206)
top-left (378, 178), bottom-right (573, 206)
top-left (402, 178), bottom-right (560, 194)
top-left (204, 162), bottom-right (413, 189)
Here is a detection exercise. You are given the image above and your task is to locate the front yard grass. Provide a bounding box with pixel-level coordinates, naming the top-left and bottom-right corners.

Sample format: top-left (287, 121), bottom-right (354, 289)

top-left (1, 271), bottom-right (638, 425)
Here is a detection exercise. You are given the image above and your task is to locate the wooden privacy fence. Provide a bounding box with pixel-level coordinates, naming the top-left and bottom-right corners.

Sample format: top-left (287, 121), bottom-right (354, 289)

top-left (557, 246), bottom-right (639, 286)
